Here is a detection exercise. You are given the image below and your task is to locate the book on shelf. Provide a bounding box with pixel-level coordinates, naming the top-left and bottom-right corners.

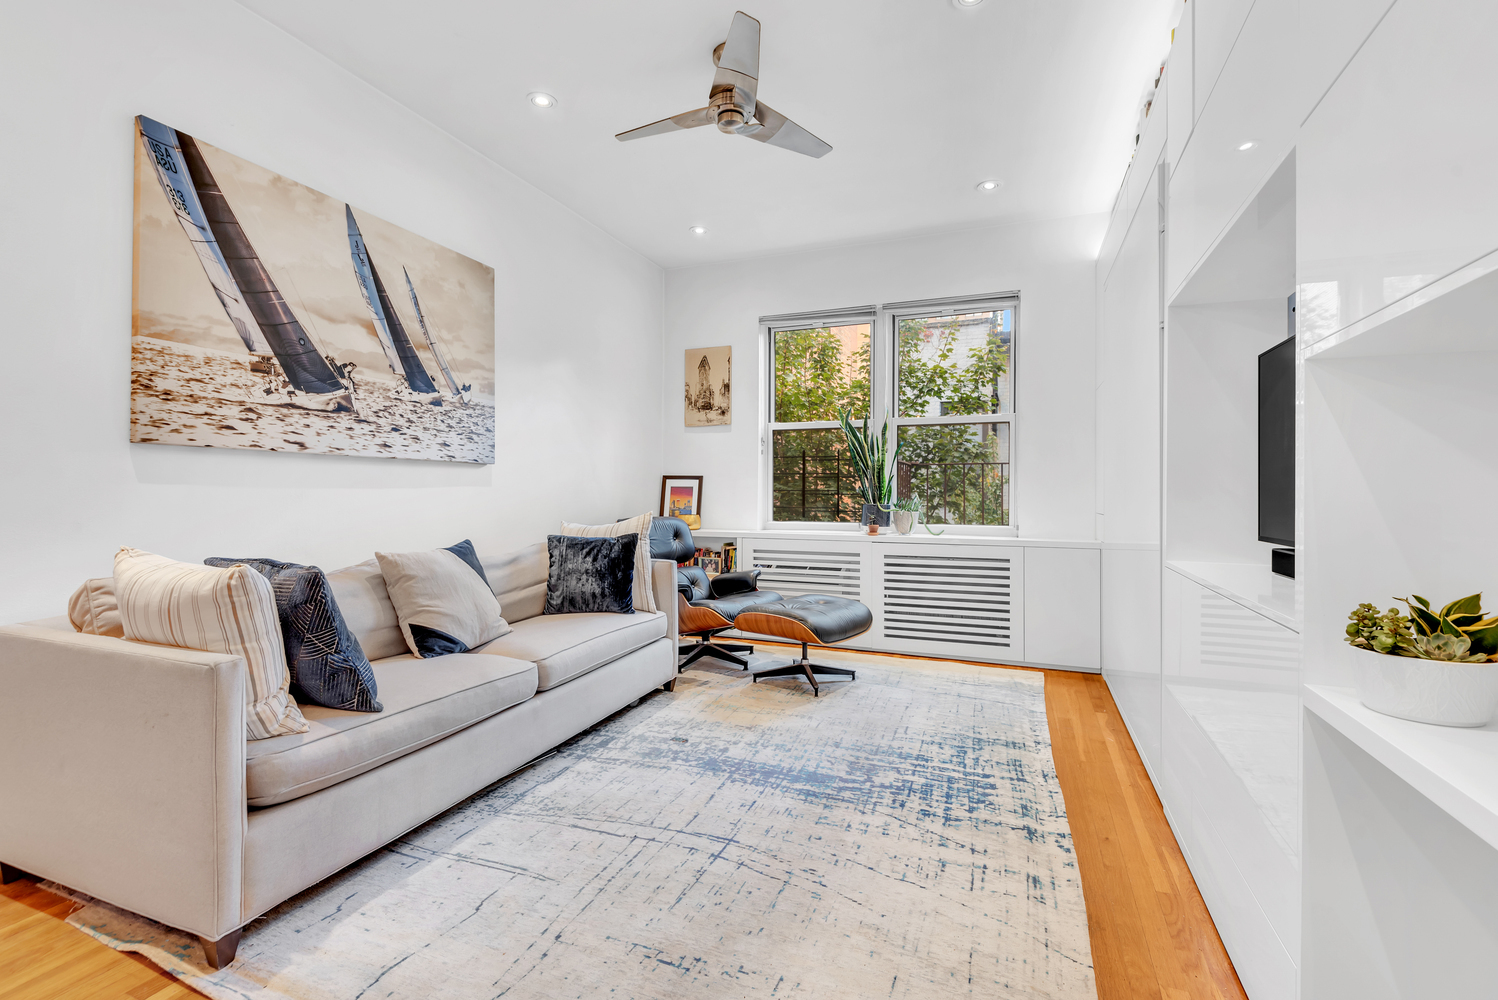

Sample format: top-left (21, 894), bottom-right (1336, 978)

top-left (683, 544), bottom-right (735, 576)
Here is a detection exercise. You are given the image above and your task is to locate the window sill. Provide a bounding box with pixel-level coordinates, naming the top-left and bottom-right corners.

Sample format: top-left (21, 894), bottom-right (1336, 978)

top-left (694, 527), bottom-right (1099, 548)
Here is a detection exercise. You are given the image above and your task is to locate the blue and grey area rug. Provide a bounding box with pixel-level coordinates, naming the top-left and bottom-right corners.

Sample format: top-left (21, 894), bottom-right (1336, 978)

top-left (58, 656), bottom-right (1095, 999)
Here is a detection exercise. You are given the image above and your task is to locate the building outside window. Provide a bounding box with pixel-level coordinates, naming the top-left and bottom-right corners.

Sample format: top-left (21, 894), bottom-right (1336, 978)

top-left (765, 294), bottom-right (1016, 530)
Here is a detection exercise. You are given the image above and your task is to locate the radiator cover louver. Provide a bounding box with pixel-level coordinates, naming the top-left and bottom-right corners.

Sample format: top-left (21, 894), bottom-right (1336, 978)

top-left (881, 551), bottom-right (1017, 652)
top-left (735, 539), bottom-right (1026, 662)
top-left (748, 546), bottom-right (863, 599)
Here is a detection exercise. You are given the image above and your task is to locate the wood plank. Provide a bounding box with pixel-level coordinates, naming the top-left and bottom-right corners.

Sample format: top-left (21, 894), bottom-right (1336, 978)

top-left (0, 653), bottom-right (1244, 999)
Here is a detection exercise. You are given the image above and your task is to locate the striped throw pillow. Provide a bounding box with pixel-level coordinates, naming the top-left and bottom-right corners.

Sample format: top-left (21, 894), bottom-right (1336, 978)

top-left (114, 548), bottom-right (309, 740)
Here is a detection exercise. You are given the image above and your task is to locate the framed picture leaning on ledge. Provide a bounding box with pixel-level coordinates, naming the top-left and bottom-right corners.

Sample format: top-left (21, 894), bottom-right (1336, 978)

top-left (660, 475), bottom-right (704, 530)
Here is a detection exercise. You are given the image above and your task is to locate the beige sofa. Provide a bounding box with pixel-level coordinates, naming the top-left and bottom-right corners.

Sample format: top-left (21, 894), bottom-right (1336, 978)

top-left (0, 541), bottom-right (678, 967)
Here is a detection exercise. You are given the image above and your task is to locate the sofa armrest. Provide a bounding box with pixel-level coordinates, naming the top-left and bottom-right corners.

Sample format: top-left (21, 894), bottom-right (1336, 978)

top-left (0, 625), bottom-right (247, 940)
top-left (651, 559), bottom-right (678, 641)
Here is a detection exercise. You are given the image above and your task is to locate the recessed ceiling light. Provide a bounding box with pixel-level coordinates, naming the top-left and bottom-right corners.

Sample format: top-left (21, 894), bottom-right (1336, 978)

top-left (976, 179), bottom-right (1002, 192)
top-left (528, 92), bottom-right (556, 109)
top-left (1236, 140), bottom-right (1257, 151)
top-left (951, 0), bottom-right (986, 7)
top-left (689, 226), bottom-right (707, 235)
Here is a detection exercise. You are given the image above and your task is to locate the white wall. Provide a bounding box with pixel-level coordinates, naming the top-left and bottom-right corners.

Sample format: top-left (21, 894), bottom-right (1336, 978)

top-left (661, 215), bottom-right (1104, 540)
top-left (0, 0), bottom-right (664, 623)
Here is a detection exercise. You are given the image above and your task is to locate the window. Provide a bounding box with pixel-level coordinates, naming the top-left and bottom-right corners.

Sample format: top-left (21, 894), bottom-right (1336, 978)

top-left (765, 295), bottom-right (1016, 529)
top-left (769, 317), bottom-right (872, 523)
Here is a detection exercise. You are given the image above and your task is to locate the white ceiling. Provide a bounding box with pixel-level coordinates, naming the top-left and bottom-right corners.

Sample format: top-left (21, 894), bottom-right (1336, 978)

top-left (237, 0), bottom-right (1177, 269)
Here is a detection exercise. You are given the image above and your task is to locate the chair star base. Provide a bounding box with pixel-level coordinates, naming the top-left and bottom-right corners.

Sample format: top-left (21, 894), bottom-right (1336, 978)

top-left (679, 636), bottom-right (755, 670)
top-left (752, 642), bottom-right (857, 697)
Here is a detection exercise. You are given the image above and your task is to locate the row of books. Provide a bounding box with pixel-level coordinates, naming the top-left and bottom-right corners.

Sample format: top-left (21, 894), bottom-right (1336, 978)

top-left (684, 543), bottom-right (736, 576)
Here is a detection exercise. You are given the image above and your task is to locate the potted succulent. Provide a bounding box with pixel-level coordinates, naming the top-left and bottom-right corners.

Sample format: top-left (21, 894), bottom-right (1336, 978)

top-left (837, 408), bottom-right (901, 535)
top-left (890, 496), bottom-right (922, 535)
top-left (1346, 594), bottom-right (1498, 727)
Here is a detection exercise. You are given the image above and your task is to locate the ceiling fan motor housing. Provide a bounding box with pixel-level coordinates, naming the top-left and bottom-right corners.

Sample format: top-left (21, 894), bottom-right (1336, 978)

top-left (710, 89), bottom-right (751, 133)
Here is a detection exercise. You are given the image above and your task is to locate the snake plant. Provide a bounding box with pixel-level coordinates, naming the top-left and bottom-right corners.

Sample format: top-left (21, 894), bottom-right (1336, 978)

top-left (836, 408), bottom-right (900, 507)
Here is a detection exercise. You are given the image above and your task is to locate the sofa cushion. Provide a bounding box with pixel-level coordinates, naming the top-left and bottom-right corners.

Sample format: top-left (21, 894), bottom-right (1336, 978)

top-left (245, 652), bottom-right (537, 807)
top-left (482, 542), bottom-right (548, 624)
top-left (474, 611), bottom-right (667, 691)
top-left (324, 559), bottom-right (407, 661)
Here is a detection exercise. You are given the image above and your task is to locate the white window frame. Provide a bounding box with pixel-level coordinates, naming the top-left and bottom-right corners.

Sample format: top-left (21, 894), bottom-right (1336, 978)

top-left (760, 292), bottom-right (1019, 535)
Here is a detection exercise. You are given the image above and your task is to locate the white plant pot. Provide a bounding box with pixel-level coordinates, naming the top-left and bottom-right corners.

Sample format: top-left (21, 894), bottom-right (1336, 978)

top-left (892, 511), bottom-right (915, 535)
top-left (1351, 645), bottom-right (1498, 727)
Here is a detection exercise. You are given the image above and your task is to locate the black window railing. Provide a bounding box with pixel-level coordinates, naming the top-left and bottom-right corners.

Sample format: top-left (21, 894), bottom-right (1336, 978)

top-left (771, 453), bottom-right (1009, 526)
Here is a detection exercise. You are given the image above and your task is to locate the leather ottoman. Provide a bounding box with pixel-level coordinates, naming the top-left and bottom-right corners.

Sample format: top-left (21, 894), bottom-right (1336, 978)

top-left (735, 595), bottom-right (873, 696)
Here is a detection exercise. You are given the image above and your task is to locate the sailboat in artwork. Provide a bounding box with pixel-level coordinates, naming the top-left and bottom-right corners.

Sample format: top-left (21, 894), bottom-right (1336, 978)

top-left (345, 206), bottom-right (443, 404)
top-left (136, 116), bottom-right (354, 412)
top-left (404, 267), bottom-right (472, 407)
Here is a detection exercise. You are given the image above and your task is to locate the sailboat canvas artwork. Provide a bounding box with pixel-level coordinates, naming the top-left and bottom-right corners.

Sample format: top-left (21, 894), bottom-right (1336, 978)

top-left (131, 115), bottom-right (495, 463)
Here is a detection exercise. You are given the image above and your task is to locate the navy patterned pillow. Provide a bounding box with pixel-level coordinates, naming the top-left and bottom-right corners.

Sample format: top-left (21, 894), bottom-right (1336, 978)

top-left (205, 557), bottom-right (382, 712)
top-left (544, 535), bottom-right (637, 615)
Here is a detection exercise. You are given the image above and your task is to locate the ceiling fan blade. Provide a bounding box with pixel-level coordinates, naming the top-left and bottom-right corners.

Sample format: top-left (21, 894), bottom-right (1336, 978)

top-left (615, 107), bottom-right (714, 142)
top-left (712, 11), bottom-right (760, 103)
top-left (742, 101), bottom-right (832, 158)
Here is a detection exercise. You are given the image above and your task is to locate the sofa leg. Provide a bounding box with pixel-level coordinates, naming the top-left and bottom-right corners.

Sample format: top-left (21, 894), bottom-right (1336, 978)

top-left (1, 862), bottom-right (34, 885)
top-left (199, 929), bottom-right (242, 970)
top-left (662, 678), bottom-right (676, 693)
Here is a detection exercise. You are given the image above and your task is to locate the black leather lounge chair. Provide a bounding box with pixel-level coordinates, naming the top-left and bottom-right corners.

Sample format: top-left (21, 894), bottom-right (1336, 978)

top-left (648, 516), bottom-right (782, 669)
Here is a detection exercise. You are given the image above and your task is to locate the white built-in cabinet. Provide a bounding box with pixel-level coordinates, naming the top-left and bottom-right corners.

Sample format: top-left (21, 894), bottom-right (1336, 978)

top-left (1099, 0), bottom-right (1498, 996)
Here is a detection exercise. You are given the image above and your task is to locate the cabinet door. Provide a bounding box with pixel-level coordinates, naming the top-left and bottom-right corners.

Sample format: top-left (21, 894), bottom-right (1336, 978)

top-left (1162, 571), bottom-right (1301, 998)
top-left (1102, 548), bottom-right (1162, 776)
top-left (1299, 0), bottom-right (1498, 340)
top-left (1023, 547), bottom-right (1099, 670)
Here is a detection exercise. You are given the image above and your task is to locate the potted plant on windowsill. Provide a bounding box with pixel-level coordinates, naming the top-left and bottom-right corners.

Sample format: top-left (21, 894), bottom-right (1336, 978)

top-left (890, 496), bottom-right (921, 535)
top-left (837, 408), bottom-right (900, 535)
top-left (1346, 594), bottom-right (1498, 727)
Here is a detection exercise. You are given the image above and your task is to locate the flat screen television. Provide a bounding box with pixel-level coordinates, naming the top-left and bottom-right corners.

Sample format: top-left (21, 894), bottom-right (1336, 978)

top-left (1258, 335), bottom-right (1296, 546)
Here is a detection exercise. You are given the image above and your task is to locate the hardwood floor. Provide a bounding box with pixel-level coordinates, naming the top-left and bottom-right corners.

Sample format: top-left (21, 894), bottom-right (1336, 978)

top-left (0, 655), bottom-right (1244, 1000)
top-left (1044, 670), bottom-right (1247, 1000)
top-left (0, 878), bottom-right (201, 1000)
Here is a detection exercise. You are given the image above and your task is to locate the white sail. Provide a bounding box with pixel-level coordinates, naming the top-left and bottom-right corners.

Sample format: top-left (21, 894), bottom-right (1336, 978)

top-left (345, 205), bottom-right (404, 377)
top-left (136, 116), bottom-right (269, 356)
top-left (403, 267), bottom-right (467, 403)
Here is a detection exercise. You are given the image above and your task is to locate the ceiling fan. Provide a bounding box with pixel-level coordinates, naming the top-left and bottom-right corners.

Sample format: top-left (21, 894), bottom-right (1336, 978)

top-left (615, 11), bottom-right (832, 158)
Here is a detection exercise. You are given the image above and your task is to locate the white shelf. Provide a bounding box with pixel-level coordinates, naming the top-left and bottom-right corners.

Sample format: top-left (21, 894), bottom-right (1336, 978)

top-left (1165, 559), bottom-right (1298, 631)
top-left (1304, 684), bottom-right (1498, 853)
top-left (1302, 246), bottom-right (1498, 360)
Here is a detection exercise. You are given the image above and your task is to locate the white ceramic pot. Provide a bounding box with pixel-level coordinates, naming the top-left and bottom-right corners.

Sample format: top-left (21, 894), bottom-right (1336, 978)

top-left (892, 511), bottom-right (915, 535)
top-left (1351, 645), bottom-right (1498, 727)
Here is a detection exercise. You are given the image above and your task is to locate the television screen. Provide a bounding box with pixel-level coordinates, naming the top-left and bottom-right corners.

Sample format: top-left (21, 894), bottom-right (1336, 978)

top-left (1258, 336), bottom-right (1295, 546)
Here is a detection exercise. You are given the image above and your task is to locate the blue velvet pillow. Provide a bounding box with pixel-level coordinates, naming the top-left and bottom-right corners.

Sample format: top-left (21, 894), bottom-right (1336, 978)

top-left (544, 535), bottom-right (637, 615)
top-left (205, 557), bottom-right (382, 712)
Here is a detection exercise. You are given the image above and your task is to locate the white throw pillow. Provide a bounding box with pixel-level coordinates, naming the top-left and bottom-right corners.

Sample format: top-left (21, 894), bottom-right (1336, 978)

top-left (560, 513), bottom-right (657, 614)
top-left (375, 548), bottom-right (510, 657)
top-left (113, 548), bottom-right (309, 741)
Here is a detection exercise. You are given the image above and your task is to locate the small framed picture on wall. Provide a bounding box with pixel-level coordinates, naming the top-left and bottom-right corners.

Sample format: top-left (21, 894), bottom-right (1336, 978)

top-left (660, 475), bottom-right (704, 530)
top-left (684, 346), bottom-right (731, 426)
